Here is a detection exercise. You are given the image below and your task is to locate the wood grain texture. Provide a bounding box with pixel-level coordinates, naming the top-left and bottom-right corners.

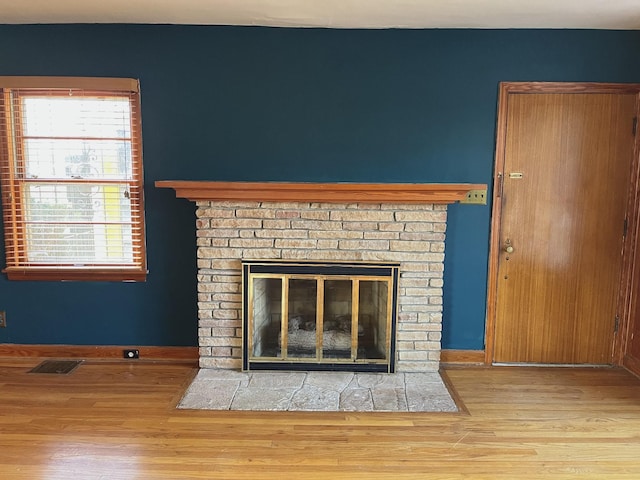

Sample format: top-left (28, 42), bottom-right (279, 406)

top-left (440, 349), bottom-right (485, 364)
top-left (486, 83), bottom-right (640, 367)
top-left (492, 91), bottom-right (637, 364)
top-left (484, 82), bottom-right (512, 364)
top-left (2, 266), bottom-right (147, 282)
top-left (0, 344), bottom-right (198, 362)
top-left (624, 353), bottom-right (640, 378)
top-left (155, 181), bottom-right (486, 204)
top-left (499, 82), bottom-right (640, 94)
top-left (622, 148), bottom-right (640, 370)
top-left (0, 360), bottom-right (638, 479)
top-left (0, 76), bottom-right (139, 91)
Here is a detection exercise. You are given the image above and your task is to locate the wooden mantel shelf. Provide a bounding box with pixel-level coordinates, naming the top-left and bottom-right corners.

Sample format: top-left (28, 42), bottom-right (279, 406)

top-left (155, 181), bottom-right (486, 204)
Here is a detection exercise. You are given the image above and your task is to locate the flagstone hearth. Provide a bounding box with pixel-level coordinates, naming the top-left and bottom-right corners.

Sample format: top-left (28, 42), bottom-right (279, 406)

top-left (178, 369), bottom-right (457, 412)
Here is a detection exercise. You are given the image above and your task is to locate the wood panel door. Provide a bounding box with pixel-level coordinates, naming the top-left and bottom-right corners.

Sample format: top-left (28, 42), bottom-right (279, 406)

top-left (493, 91), bottom-right (637, 364)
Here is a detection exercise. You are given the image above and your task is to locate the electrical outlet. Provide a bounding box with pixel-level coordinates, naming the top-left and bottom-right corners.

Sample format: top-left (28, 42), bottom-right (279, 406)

top-left (0, 311), bottom-right (5, 327)
top-left (123, 349), bottom-right (139, 359)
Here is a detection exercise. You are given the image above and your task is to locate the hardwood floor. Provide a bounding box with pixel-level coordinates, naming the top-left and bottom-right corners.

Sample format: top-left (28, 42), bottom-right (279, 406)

top-left (0, 359), bottom-right (639, 479)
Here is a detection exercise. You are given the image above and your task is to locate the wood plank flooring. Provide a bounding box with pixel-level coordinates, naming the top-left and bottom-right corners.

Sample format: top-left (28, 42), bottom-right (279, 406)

top-left (0, 359), bottom-right (639, 479)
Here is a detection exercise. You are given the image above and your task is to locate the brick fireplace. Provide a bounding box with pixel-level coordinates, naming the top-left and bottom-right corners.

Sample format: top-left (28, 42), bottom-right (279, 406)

top-left (157, 181), bottom-right (483, 373)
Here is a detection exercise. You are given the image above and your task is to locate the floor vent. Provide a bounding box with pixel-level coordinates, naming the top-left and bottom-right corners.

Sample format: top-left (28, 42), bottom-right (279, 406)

top-left (28, 360), bottom-right (82, 374)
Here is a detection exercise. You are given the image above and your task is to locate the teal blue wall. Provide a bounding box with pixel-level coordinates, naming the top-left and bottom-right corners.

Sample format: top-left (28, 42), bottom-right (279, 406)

top-left (0, 25), bottom-right (638, 349)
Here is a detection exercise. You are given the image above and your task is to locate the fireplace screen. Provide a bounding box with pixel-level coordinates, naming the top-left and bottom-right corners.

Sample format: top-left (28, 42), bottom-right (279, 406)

top-left (242, 261), bottom-right (399, 372)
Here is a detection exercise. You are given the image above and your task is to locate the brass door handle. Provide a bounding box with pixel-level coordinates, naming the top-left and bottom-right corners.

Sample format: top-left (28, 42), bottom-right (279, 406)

top-left (504, 239), bottom-right (514, 254)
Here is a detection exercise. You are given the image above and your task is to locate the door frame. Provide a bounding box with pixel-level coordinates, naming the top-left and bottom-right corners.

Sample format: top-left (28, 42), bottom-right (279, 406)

top-left (485, 82), bottom-right (640, 366)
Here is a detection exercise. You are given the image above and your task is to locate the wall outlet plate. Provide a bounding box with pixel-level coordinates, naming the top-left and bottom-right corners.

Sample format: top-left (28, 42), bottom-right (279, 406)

top-left (0, 311), bottom-right (5, 327)
top-left (460, 189), bottom-right (488, 205)
top-left (123, 349), bottom-right (139, 359)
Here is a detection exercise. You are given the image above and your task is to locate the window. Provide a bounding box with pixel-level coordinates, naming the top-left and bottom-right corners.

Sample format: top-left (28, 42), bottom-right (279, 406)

top-left (0, 77), bottom-right (146, 281)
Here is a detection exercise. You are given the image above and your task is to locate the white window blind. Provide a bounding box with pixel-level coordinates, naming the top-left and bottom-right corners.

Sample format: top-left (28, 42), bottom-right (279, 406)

top-left (0, 77), bottom-right (146, 281)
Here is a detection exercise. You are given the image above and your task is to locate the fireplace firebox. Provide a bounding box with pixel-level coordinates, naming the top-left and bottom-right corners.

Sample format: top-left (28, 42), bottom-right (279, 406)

top-left (242, 261), bottom-right (399, 372)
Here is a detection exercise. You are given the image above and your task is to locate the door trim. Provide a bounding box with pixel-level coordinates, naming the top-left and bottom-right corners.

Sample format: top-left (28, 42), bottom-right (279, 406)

top-left (485, 82), bottom-right (640, 365)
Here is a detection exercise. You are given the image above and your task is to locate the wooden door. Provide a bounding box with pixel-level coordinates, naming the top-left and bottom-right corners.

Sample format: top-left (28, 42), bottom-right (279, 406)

top-left (493, 91), bottom-right (637, 364)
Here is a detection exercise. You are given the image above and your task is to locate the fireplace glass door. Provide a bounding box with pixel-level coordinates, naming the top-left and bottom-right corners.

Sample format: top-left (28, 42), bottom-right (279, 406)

top-left (242, 261), bottom-right (399, 372)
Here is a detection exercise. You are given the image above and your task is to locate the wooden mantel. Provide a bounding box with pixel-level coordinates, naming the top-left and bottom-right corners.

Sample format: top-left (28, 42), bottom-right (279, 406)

top-left (155, 181), bottom-right (486, 204)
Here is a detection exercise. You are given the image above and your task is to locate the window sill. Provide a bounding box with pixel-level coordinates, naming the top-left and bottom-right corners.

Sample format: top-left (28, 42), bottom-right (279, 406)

top-left (2, 267), bottom-right (147, 282)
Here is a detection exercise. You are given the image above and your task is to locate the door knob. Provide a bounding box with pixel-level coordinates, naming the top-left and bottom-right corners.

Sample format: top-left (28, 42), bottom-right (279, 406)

top-left (504, 239), bottom-right (514, 254)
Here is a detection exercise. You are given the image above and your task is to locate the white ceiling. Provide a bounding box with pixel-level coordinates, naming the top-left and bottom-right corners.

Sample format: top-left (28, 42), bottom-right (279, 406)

top-left (1, 0), bottom-right (640, 29)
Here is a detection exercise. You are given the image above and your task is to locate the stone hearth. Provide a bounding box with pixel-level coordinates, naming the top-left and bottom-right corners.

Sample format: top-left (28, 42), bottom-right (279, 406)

top-left (178, 370), bottom-right (457, 412)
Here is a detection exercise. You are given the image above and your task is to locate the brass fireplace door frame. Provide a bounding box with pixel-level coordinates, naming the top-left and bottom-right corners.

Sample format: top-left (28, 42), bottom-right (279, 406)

top-left (242, 261), bottom-right (399, 373)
